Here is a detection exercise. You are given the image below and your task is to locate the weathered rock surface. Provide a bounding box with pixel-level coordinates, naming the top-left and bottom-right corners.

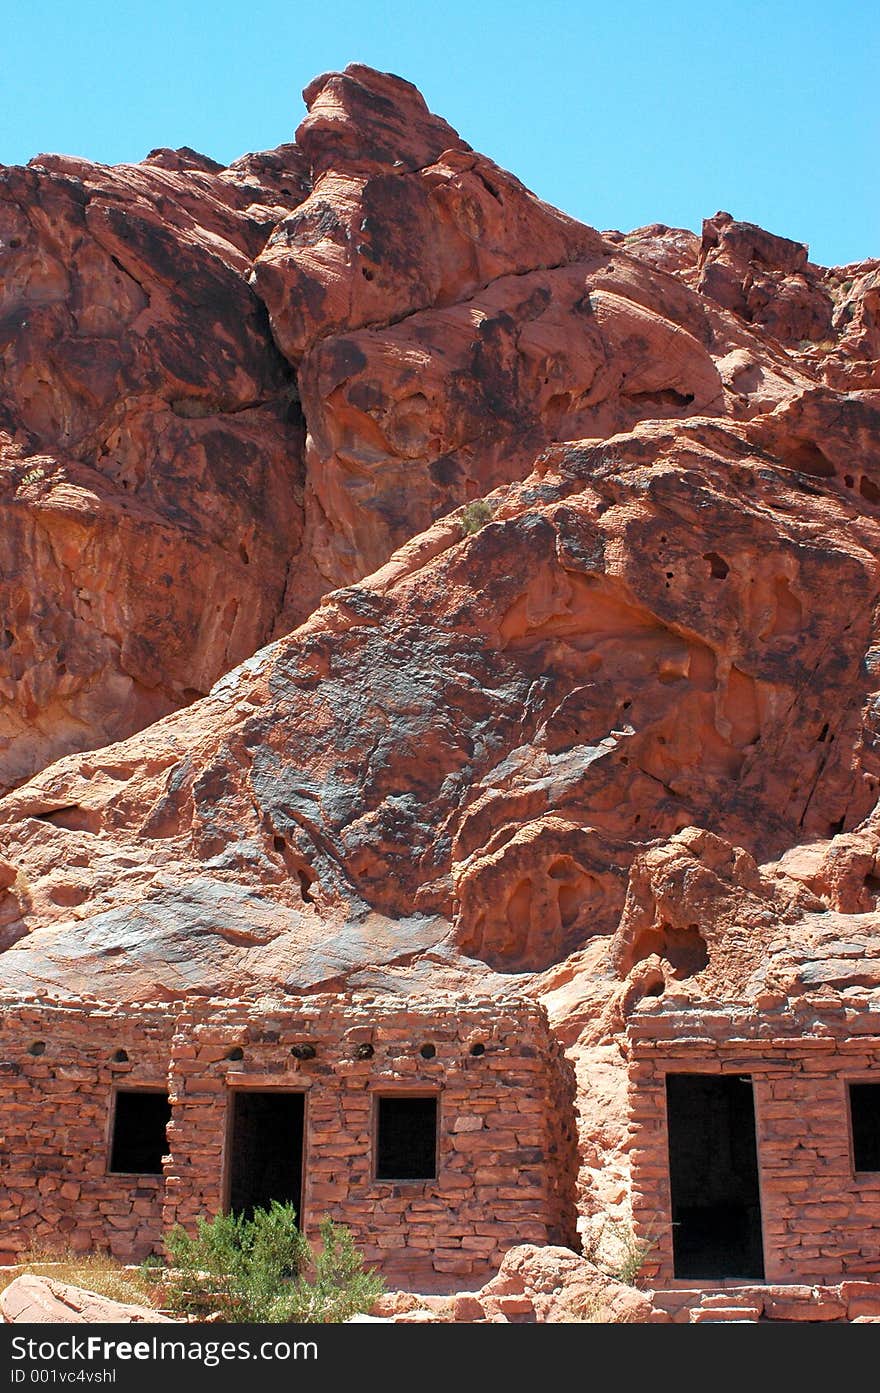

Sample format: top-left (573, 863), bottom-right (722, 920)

top-left (0, 1274), bottom-right (171, 1323)
top-left (5, 62), bottom-right (873, 791)
top-left (0, 398), bottom-right (876, 990)
top-left (374, 1244), bottom-right (661, 1322)
top-left (0, 141), bottom-right (312, 792)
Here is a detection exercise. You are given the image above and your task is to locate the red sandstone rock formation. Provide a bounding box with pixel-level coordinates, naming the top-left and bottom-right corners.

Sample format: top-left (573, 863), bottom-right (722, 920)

top-left (0, 1273), bottom-right (172, 1323)
top-left (4, 62), bottom-right (864, 792)
top-left (2, 62), bottom-right (880, 1306)
top-left (373, 1244), bottom-right (662, 1322)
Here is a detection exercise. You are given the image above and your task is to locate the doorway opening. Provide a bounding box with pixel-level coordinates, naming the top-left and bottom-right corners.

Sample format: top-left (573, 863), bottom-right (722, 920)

top-left (227, 1091), bottom-right (305, 1223)
top-left (666, 1073), bottom-right (764, 1279)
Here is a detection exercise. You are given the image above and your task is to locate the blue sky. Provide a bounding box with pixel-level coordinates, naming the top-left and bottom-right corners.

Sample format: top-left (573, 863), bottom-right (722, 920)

top-left (4, 0), bottom-right (878, 268)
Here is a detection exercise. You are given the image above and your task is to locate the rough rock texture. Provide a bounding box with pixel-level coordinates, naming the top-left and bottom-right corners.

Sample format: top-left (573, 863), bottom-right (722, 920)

top-left (5, 62), bottom-right (874, 792)
top-left (0, 992), bottom-right (576, 1282)
top-left (0, 1274), bottom-right (171, 1323)
top-left (0, 143), bottom-right (311, 792)
top-left (4, 403), bottom-right (880, 993)
top-left (2, 63), bottom-right (880, 1314)
top-left (373, 1244), bottom-right (661, 1322)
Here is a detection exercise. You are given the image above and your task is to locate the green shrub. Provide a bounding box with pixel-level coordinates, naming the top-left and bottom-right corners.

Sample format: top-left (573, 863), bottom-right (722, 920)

top-left (458, 499), bottom-right (495, 535)
top-left (275, 1217), bottom-right (385, 1323)
top-left (163, 1203), bottom-right (383, 1323)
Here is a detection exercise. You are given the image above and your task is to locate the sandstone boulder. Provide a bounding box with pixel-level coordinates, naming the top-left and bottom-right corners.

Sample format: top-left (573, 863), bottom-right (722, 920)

top-left (0, 1274), bottom-right (172, 1323)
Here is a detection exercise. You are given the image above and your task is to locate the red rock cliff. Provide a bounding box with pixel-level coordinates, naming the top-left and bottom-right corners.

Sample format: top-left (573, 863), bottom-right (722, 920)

top-left (2, 63), bottom-right (880, 1267)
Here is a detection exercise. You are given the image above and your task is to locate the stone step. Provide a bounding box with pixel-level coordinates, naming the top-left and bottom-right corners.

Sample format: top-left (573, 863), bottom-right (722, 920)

top-left (690, 1305), bottom-right (763, 1323)
top-left (699, 1290), bottom-right (765, 1309)
top-left (651, 1280), bottom-right (880, 1323)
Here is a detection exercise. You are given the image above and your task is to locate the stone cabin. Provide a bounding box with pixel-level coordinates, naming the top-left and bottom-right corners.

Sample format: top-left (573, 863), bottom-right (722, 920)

top-left (626, 989), bottom-right (880, 1288)
top-left (5, 974), bottom-right (880, 1300)
top-left (0, 989), bottom-right (578, 1289)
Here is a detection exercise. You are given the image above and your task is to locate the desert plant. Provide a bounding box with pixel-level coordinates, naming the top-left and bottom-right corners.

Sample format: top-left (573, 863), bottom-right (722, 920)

top-left (164, 1203), bottom-right (306, 1320)
top-left (458, 499), bottom-right (495, 535)
top-left (163, 1203), bottom-right (383, 1323)
top-left (136, 1252), bottom-right (165, 1283)
top-left (602, 1217), bottom-right (656, 1287)
top-left (272, 1217), bottom-right (385, 1323)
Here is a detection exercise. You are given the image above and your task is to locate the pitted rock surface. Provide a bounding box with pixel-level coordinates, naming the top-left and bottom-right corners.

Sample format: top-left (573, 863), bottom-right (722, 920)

top-left (2, 63), bottom-right (880, 1286)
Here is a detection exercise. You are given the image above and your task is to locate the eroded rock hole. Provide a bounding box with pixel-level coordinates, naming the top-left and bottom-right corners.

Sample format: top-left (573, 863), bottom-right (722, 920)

top-left (506, 879), bottom-right (532, 936)
top-left (290, 1043), bottom-right (316, 1060)
top-left (112, 1049), bottom-right (129, 1064)
top-left (704, 551), bottom-right (729, 579)
top-left (470, 1042), bottom-right (485, 1057)
top-left (864, 873), bottom-right (880, 905)
top-left (226, 1046), bottom-right (244, 1061)
top-left (557, 881), bottom-right (581, 928)
top-left (419, 1042), bottom-right (436, 1059)
top-left (629, 923), bottom-right (708, 979)
top-left (28, 1041), bottom-right (46, 1057)
top-left (784, 439), bottom-right (835, 478)
top-left (860, 477), bottom-right (880, 504)
top-left (297, 867), bottom-right (315, 904)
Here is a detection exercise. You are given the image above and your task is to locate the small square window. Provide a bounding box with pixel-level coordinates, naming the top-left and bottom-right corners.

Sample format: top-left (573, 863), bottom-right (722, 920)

top-left (850, 1083), bottom-right (880, 1171)
top-left (109, 1090), bottom-right (170, 1175)
top-left (375, 1095), bottom-right (437, 1180)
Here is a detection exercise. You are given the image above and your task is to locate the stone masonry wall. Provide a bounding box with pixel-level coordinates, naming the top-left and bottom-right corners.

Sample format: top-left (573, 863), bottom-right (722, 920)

top-left (165, 992), bottom-right (579, 1288)
top-left (0, 990), bottom-right (578, 1286)
top-left (626, 993), bottom-right (880, 1286)
top-left (0, 995), bottom-right (173, 1262)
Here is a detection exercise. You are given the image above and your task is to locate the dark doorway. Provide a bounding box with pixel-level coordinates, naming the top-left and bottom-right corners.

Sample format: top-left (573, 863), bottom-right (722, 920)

top-left (109, 1090), bottom-right (170, 1174)
top-left (375, 1095), bottom-right (438, 1180)
top-left (850, 1082), bottom-right (880, 1171)
top-left (666, 1073), bottom-right (764, 1279)
top-left (228, 1091), bottom-right (305, 1222)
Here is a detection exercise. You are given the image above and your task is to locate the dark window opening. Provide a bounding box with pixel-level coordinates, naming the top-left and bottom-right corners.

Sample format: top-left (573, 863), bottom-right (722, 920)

top-left (666, 1073), bottom-right (764, 1279)
top-left (228, 1091), bottom-right (304, 1223)
top-left (850, 1083), bottom-right (880, 1171)
top-left (109, 1090), bottom-right (170, 1175)
top-left (376, 1095), bottom-right (437, 1180)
